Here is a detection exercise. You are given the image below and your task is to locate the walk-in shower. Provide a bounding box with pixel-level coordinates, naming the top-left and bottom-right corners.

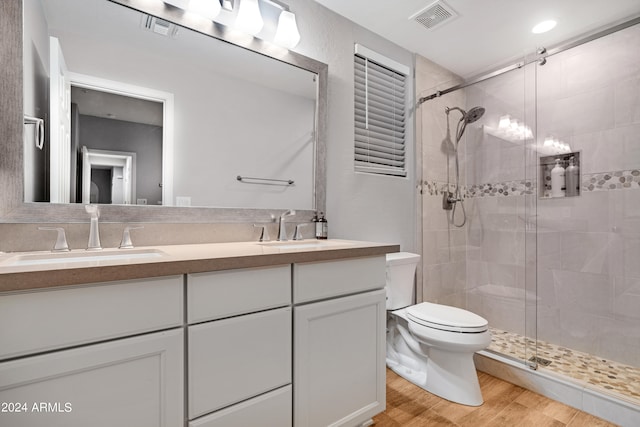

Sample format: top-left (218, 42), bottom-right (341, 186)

top-left (441, 105), bottom-right (485, 227)
top-left (416, 16), bottom-right (640, 425)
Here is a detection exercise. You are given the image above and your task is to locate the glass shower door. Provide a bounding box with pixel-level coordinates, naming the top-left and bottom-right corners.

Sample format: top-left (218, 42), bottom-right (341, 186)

top-left (462, 60), bottom-right (539, 367)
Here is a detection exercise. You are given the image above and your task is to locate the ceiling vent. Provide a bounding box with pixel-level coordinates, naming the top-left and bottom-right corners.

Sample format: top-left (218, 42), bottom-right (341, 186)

top-left (140, 14), bottom-right (179, 37)
top-left (409, 1), bottom-right (458, 31)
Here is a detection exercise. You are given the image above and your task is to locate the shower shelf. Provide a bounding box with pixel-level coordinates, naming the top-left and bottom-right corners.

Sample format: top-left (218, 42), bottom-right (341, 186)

top-left (539, 151), bottom-right (581, 199)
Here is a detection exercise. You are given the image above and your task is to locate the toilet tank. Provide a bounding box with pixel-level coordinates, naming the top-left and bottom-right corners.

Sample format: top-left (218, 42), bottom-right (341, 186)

top-left (385, 252), bottom-right (420, 310)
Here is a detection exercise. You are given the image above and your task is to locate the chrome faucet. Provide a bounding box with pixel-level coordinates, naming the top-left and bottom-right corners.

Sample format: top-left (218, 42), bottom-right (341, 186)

top-left (85, 205), bottom-right (102, 251)
top-left (38, 227), bottom-right (70, 252)
top-left (119, 226), bottom-right (143, 249)
top-left (254, 224), bottom-right (271, 242)
top-left (277, 210), bottom-right (296, 241)
top-left (293, 223), bottom-right (308, 241)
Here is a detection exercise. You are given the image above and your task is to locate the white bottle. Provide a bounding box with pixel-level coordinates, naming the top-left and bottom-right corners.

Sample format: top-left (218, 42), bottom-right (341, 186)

top-left (551, 158), bottom-right (566, 198)
top-left (565, 156), bottom-right (579, 197)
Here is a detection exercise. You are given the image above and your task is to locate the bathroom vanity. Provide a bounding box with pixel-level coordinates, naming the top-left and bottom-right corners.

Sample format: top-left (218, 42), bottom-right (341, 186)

top-left (0, 239), bottom-right (397, 427)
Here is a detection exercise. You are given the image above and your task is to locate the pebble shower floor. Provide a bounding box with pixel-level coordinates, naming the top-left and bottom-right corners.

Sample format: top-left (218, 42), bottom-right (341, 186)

top-left (487, 327), bottom-right (640, 404)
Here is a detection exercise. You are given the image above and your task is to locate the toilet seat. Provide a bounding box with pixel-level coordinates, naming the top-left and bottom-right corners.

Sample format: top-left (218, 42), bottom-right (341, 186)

top-left (406, 302), bottom-right (488, 333)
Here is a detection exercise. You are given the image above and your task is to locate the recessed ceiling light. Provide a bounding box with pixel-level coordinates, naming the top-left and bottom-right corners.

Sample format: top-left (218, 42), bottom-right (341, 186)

top-left (532, 20), bottom-right (557, 34)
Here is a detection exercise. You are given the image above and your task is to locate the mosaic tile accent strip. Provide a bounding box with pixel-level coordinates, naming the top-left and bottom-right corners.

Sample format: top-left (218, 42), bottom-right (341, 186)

top-left (425, 169), bottom-right (639, 199)
top-left (467, 180), bottom-right (535, 197)
top-left (423, 180), bottom-right (459, 196)
top-left (488, 327), bottom-right (640, 404)
top-left (582, 169), bottom-right (640, 192)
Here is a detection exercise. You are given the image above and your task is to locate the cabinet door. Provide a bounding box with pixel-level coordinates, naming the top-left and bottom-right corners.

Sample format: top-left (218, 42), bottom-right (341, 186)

top-left (189, 307), bottom-right (292, 419)
top-left (0, 329), bottom-right (183, 427)
top-left (294, 289), bottom-right (386, 427)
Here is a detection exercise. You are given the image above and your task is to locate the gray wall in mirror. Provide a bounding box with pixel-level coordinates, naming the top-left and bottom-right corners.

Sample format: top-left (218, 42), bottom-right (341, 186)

top-left (3, 0), bottom-right (326, 223)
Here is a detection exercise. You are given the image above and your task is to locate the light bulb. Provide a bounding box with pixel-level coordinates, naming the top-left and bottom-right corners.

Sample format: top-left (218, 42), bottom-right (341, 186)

top-left (187, 0), bottom-right (221, 20)
top-left (236, 0), bottom-right (264, 35)
top-left (274, 10), bottom-right (300, 48)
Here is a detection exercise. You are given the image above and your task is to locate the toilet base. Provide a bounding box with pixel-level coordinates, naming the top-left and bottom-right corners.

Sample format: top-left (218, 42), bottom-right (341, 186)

top-left (386, 314), bottom-right (486, 407)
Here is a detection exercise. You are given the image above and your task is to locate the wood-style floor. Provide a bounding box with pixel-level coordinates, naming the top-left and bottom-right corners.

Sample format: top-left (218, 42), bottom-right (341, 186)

top-left (372, 369), bottom-right (617, 427)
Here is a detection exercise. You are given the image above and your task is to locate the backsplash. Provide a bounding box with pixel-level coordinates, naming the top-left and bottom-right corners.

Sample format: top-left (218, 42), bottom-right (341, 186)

top-left (0, 222), bottom-right (313, 253)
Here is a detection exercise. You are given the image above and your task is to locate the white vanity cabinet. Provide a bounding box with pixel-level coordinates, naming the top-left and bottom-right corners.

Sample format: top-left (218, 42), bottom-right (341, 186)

top-left (0, 276), bottom-right (184, 426)
top-left (293, 256), bottom-right (387, 427)
top-left (0, 242), bottom-right (395, 427)
top-left (187, 266), bottom-right (293, 425)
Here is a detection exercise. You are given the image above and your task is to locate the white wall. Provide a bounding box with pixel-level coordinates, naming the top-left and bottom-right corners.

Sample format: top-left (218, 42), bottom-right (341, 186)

top-left (289, 0), bottom-right (417, 251)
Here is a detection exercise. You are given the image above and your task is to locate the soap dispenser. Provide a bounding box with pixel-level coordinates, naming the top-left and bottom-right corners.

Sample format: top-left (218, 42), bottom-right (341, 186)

top-left (565, 156), bottom-right (579, 197)
top-left (316, 212), bottom-right (328, 240)
top-left (551, 158), bottom-right (566, 198)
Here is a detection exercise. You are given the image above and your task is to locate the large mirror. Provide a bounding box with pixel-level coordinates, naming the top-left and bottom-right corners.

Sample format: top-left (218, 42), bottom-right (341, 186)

top-left (5, 0), bottom-right (326, 222)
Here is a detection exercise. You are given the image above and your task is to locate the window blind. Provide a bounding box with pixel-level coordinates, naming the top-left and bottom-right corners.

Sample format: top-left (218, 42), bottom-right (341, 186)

top-left (354, 50), bottom-right (407, 177)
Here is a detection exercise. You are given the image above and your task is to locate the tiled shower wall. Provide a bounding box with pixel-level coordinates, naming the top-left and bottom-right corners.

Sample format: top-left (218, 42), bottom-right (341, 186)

top-left (417, 23), bottom-right (640, 367)
top-left (415, 55), bottom-right (468, 307)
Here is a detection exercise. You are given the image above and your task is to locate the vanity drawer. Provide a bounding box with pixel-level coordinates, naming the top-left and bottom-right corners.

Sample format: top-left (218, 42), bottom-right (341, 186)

top-left (293, 256), bottom-right (386, 303)
top-left (0, 276), bottom-right (183, 361)
top-left (188, 307), bottom-right (292, 419)
top-left (189, 385), bottom-right (291, 427)
top-left (187, 265), bottom-right (291, 324)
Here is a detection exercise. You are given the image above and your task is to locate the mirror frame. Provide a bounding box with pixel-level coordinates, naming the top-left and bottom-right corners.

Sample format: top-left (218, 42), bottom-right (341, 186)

top-left (0, 0), bottom-right (326, 223)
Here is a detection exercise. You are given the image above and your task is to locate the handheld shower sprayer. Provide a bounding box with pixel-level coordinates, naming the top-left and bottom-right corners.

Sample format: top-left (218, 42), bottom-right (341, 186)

top-left (442, 105), bottom-right (485, 227)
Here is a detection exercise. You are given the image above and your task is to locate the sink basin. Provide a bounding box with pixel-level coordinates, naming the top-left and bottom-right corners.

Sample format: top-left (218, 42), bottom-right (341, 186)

top-left (2, 248), bottom-right (166, 267)
top-left (258, 240), bottom-right (350, 250)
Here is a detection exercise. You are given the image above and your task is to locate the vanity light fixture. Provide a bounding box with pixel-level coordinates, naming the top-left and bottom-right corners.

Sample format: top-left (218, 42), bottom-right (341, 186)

top-left (163, 0), bottom-right (300, 49)
top-left (236, 0), bottom-right (264, 35)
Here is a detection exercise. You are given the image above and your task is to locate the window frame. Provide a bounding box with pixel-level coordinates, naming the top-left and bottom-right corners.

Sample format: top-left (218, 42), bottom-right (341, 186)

top-left (354, 44), bottom-right (410, 177)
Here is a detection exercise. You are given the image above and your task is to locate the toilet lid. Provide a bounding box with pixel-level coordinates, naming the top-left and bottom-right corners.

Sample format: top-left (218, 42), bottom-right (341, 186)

top-left (406, 302), bottom-right (488, 333)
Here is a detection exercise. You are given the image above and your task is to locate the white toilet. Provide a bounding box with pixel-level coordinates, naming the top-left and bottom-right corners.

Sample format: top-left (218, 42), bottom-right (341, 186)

top-left (385, 252), bottom-right (491, 406)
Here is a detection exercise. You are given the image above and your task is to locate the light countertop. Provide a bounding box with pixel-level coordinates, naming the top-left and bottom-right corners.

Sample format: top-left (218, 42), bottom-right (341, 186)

top-left (0, 239), bottom-right (399, 292)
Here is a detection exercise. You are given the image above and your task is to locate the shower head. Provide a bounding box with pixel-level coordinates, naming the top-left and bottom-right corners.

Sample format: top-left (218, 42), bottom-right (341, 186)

top-left (464, 106), bottom-right (485, 124)
top-left (445, 105), bottom-right (486, 144)
top-left (445, 105), bottom-right (485, 124)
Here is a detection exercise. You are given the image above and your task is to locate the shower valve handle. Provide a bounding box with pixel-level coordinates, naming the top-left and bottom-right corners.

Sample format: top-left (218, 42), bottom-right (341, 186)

top-left (442, 191), bottom-right (462, 211)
